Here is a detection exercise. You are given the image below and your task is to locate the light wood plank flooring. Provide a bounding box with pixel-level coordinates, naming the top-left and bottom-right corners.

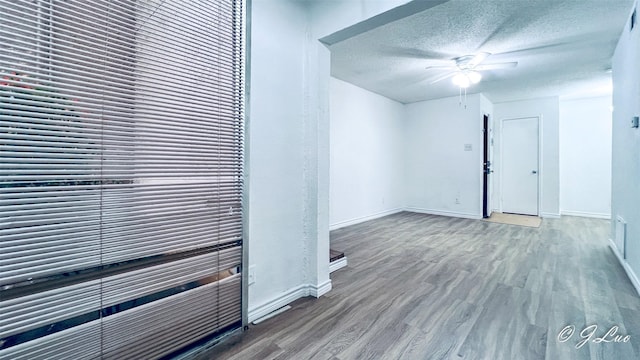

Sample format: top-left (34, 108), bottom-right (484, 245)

top-left (202, 212), bottom-right (640, 359)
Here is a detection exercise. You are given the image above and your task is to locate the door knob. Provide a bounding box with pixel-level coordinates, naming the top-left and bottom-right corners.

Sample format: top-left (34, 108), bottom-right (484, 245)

top-left (532, 170), bottom-right (538, 174)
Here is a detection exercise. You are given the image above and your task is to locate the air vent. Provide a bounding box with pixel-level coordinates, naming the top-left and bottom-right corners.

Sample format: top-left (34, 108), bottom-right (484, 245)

top-left (631, 8), bottom-right (637, 31)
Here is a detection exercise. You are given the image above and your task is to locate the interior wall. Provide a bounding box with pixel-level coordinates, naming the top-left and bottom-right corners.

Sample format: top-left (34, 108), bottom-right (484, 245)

top-left (404, 94), bottom-right (484, 218)
top-left (246, 0), bottom-right (414, 322)
top-left (559, 96), bottom-right (613, 218)
top-left (611, 0), bottom-right (640, 292)
top-left (493, 97), bottom-right (561, 217)
top-left (247, 0), bottom-right (308, 320)
top-left (311, 0), bottom-right (411, 40)
top-left (329, 78), bottom-right (405, 229)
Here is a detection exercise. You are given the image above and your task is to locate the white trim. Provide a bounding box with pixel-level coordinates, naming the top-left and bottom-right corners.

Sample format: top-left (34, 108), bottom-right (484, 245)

top-left (608, 239), bottom-right (640, 296)
top-left (498, 118), bottom-right (503, 214)
top-left (248, 285), bottom-right (308, 323)
top-left (252, 305), bottom-right (291, 325)
top-left (309, 279), bottom-right (332, 298)
top-left (538, 114), bottom-right (544, 217)
top-left (330, 208), bottom-right (403, 230)
top-left (329, 256), bottom-right (348, 273)
top-left (560, 210), bottom-right (611, 219)
top-left (247, 280), bottom-right (332, 323)
top-left (405, 207), bottom-right (482, 220)
top-left (480, 113), bottom-right (487, 219)
top-left (540, 212), bottom-right (561, 218)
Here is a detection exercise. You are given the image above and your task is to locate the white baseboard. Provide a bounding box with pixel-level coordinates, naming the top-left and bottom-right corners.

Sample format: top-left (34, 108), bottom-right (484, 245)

top-left (540, 212), bottom-right (561, 218)
top-left (309, 279), bottom-right (332, 298)
top-left (329, 257), bottom-right (348, 273)
top-left (608, 238), bottom-right (640, 296)
top-left (330, 208), bottom-right (403, 230)
top-left (405, 207), bottom-right (482, 220)
top-left (247, 280), bottom-right (332, 323)
top-left (561, 210), bottom-right (611, 219)
top-left (248, 285), bottom-right (308, 323)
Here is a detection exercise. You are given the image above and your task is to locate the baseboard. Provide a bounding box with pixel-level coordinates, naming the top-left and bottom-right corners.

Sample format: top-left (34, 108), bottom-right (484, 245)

top-left (405, 207), bottom-right (482, 220)
top-left (329, 257), bottom-right (348, 273)
top-left (247, 280), bottom-right (333, 323)
top-left (540, 212), bottom-right (561, 218)
top-left (248, 285), bottom-right (308, 323)
top-left (330, 208), bottom-right (403, 230)
top-left (561, 210), bottom-right (611, 219)
top-left (309, 279), bottom-right (332, 298)
top-left (608, 238), bottom-right (640, 296)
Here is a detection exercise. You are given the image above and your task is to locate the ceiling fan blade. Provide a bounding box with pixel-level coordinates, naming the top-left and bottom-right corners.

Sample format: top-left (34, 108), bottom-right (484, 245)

top-left (425, 65), bottom-right (457, 71)
top-left (496, 42), bottom-right (568, 57)
top-left (475, 62), bottom-right (518, 71)
top-left (429, 71), bottom-right (457, 84)
top-left (468, 52), bottom-right (490, 68)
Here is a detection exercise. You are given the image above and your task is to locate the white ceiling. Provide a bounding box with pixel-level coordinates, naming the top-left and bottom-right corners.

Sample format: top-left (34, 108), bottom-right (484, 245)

top-left (328, 0), bottom-right (635, 104)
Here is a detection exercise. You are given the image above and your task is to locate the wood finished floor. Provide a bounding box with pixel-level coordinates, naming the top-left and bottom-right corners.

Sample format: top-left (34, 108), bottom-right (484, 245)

top-left (203, 212), bottom-right (640, 360)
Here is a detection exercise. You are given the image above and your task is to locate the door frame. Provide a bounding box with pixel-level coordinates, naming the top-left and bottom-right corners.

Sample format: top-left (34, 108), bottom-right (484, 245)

top-left (482, 114), bottom-right (491, 218)
top-left (498, 115), bottom-right (543, 216)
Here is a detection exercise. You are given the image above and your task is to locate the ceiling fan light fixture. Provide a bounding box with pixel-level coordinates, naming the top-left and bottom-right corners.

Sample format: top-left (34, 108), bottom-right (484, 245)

top-left (452, 73), bottom-right (470, 88)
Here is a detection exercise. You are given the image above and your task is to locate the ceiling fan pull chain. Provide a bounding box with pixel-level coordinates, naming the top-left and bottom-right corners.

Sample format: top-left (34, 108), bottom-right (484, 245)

top-left (464, 87), bottom-right (467, 109)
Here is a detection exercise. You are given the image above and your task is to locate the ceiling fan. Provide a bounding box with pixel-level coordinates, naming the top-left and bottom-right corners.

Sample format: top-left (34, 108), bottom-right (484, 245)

top-left (426, 52), bottom-right (518, 88)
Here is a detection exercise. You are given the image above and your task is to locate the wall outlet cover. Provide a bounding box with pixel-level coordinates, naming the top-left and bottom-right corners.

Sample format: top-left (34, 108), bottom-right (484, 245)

top-left (248, 265), bottom-right (256, 285)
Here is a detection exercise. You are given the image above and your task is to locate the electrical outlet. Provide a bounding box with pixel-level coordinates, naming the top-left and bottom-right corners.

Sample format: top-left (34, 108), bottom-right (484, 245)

top-left (455, 198), bottom-right (460, 204)
top-left (248, 265), bottom-right (256, 285)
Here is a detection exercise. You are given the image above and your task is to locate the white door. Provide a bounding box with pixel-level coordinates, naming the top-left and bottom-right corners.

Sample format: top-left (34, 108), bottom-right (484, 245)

top-left (501, 117), bottom-right (539, 215)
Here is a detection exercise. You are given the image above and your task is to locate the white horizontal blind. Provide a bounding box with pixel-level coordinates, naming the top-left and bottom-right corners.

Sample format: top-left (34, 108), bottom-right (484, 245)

top-left (0, 0), bottom-right (244, 358)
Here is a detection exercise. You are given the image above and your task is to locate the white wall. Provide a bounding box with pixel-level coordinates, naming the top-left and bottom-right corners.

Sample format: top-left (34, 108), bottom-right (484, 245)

top-left (559, 96), bottom-right (612, 218)
top-left (611, 0), bottom-right (640, 293)
top-left (247, 0), bottom-right (309, 320)
top-left (247, 0), bottom-right (415, 322)
top-left (329, 78), bottom-right (405, 229)
top-left (493, 97), bottom-right (561, 217)
top-left (311, 0), bottom-right (410, 40)
top-left (404, 94), bottom-right (485, 218)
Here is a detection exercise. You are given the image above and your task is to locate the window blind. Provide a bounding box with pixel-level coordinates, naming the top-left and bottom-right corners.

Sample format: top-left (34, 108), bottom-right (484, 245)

top-left (0, 0), bottom-right (244, 358)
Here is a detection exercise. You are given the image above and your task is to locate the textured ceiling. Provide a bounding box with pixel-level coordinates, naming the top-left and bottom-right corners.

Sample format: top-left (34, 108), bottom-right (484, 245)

top-left (329, 0), bottom-right (635, 103)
